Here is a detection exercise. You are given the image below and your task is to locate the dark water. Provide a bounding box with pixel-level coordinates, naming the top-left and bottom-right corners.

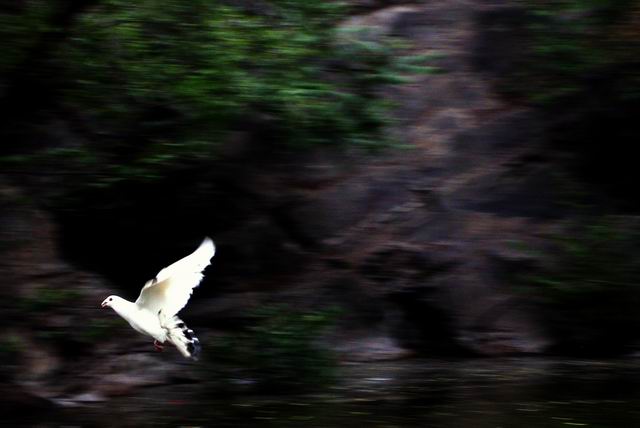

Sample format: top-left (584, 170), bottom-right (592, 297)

top-left (23, 358), bottom-right (640, 427)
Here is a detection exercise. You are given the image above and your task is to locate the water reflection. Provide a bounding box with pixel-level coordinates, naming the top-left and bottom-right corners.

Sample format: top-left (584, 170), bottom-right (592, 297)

top-left (17, 358), bottom-right (640, 427)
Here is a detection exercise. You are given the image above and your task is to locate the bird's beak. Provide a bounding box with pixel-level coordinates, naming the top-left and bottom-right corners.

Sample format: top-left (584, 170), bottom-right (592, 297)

top-left (101, 302), bottom-right (107, 308)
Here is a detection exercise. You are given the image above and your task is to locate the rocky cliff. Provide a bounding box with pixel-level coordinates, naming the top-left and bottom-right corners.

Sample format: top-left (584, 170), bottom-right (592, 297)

top-left (2, 0), bottom-right (638, 407)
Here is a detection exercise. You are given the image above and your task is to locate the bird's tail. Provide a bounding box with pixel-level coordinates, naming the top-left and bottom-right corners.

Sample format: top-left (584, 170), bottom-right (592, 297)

top-left (164, 316), bottom-right (201, 360)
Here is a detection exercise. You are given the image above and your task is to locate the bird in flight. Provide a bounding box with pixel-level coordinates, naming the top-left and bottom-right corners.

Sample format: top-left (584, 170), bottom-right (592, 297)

top-left (101, 237), bottom-right (215, 359)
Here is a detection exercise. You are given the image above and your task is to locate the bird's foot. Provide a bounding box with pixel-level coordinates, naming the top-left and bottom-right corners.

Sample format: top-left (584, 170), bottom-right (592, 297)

top-left (153, 340), bottom-right (165, 352)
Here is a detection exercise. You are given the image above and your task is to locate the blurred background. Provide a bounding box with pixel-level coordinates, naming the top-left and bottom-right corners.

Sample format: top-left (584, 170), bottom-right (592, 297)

top-left (2, 0), bottom-right (640, 426)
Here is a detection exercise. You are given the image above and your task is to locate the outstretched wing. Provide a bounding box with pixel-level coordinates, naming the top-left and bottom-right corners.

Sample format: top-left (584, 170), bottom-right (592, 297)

top-left (135, 237), bottom-right (215, 317)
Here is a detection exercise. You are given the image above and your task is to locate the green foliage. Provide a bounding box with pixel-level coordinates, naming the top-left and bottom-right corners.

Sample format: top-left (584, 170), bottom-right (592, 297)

top-left (522, 215), bottom-right (640, 352)
top-left (1, 1), bottom-right (440, 189)
top-left (15, 287), bottom-right (120, 347)
top-left (0, 334), bottom-right (22, 381)
top-left (532, 217), bottom-right (640, 295)
top-left (29, 315), bottom-right (122, 350)
top-left (0, 1), bottom-right (443, 192)
top-left (0, 1), bottom-right (53, 75)
top-left (77, 318), bottom-right (124, 344)
top-left (58, 2), bottom-right (389, 170)
top-left (62, 1), bottom-right (338, 138)
top-left (19, 287), bottom-right (82, 312)
top-left (512, 0), bottom-right (639, 104)
top-left (0, 334), bottom-right (22, 362)
top-left (206, 305), bottom-right (339, 392)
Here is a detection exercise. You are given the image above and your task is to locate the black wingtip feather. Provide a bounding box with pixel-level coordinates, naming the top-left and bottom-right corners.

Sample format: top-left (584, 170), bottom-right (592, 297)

top-left (188, 339), bottom-right (201, 359)
top-left (171, 317), bottom-right (201, 360)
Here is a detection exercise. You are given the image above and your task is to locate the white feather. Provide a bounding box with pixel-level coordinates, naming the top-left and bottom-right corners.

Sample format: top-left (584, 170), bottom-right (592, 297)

top-left (135, 237), bottom-right (215, 318)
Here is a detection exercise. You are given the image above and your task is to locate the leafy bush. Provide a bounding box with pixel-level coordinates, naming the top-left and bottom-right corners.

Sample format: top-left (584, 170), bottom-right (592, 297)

top-left (0, 334), bottom-right (22, 381)
top-left (14, 286), bottom-right (121, 355)
top-left (206, 305), bottom-right (339, 392)
top-left (1, 1), bottom-right (439, 191)
top-left (524, 215), bottom-right (640, 354)
top-left (19, 287), bottom-right (82, 312)
top-left (494, 1), bottom-right (640, 202)
top-left (508, 0), bottom-right (640, 104)
top-left (0, 2), bottom-right (53, 75)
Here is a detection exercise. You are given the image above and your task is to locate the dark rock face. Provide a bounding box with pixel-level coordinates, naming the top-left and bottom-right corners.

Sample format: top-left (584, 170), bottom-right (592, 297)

top-left (260, 1), bottom-right (554, 357)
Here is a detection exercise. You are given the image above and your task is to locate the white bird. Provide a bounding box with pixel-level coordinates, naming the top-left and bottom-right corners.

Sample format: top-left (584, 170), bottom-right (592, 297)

top-left (101, 237), bottom-right (215, 359)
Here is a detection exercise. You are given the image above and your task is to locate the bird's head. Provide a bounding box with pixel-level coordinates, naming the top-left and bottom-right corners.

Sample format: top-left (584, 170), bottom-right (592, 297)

top-left (101, 295), bottom-right (118, 308)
